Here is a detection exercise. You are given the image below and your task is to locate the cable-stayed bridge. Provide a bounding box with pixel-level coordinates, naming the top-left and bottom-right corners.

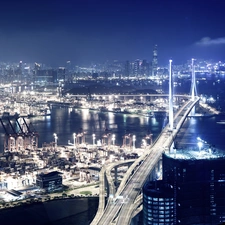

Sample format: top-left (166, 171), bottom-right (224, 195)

top-left (91, 96), bottom-right (200, 225)
top-left (90, 59), bottom-right (199, 225)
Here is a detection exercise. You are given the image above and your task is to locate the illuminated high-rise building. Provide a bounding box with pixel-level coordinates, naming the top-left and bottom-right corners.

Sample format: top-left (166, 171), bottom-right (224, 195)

top-left (34, 62), bottom-right (41, 75)
top-left (152, 44), bottom-right (158, 76)
top-left (143, 149), bottom-right (225, 224)
top-left (124, 60), bottom-right (130, 77)
top-left (14, 60), bottom-right (23, 81)
top-left (134, 59), bottom-right (141, 77)
top-left (58, 67), bottom-right (66, 81)
top-left (141, 59), bottom-right (150, 77)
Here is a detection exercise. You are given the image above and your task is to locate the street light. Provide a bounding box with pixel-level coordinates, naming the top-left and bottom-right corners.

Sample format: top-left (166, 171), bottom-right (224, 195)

top-left (197, 137), bottom-right (201, 141)
top-left (142, 139), bottom-right (147, 148)
top-left (198, 141), bottom-right (203, 151)
top-left (53, 133), bottom-right (58, 148)
top-left (197, 137), bottom-right (204, 152)
top-left (112, 134), bottom-right (116, 146)
top-left (73, 133), bottom-right (76, 147)
top-left (132, 135), bottom-right (136, 150)
top-left (92, 134), bottom-right (96, 146)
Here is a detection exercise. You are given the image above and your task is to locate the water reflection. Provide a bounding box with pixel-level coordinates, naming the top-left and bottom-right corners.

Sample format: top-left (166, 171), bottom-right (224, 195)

top-left (30, 107), bottom-right (165, 149)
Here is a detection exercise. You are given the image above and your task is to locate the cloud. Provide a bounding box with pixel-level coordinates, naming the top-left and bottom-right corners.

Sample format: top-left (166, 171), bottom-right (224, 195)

top-left (196, 37), bottom-right (225, 46)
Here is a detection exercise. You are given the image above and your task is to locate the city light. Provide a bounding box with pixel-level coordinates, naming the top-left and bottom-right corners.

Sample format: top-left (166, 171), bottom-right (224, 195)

top-left (197, 141), bottom-right (203, 151)
top-left (92, 134), bottom-right (96, 146)
top-left (132, 135), bottom-right (136, 150)
top-left (197, 137), bottom-right (208, 152)
top-left (112, 134), bottom-right (115, 146)
top-left (142, 139), bottom-right (147, 148)
top-left (53, 133), bottom-right (58, 147)
top-left (73, 133), bottom-right (76, 147)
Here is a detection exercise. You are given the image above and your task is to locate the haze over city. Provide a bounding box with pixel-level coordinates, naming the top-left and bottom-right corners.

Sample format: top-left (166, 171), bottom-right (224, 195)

top-left (0, 0), bottom-right (225, 66)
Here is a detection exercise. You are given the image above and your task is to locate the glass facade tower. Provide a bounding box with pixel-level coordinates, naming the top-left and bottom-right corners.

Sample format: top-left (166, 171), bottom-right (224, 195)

top-left (143, 150), bottom-right (225, 224)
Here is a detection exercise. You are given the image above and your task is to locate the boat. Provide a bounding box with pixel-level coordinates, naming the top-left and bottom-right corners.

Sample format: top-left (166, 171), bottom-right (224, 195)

top-left (121, 108), bottom-right (132, 114)
top-left (112, 108), bottom-right (121, 113)
top-left (142, 111), bottom-right (155, 117)
top-left (28, 108), bottom-right (51, 118)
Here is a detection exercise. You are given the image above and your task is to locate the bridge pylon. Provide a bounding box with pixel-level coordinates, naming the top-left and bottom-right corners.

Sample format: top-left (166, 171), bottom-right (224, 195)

top-left (169, 59), bottom-right (173, 131)
top-left (190, 58), bottom-right (198, 100)
top-left (190, 58), bottom-right (198, 115)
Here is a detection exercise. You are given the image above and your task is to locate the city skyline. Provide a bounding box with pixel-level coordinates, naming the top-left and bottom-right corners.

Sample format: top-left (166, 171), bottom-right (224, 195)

top-left (0, 0), bottom-right (225, 66)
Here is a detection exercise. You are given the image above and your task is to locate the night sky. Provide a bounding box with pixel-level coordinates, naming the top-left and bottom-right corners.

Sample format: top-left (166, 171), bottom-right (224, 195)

top-left (0, 0), bottom-right (225, 66)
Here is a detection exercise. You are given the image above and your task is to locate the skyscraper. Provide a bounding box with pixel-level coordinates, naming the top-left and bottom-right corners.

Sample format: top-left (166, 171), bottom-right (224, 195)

top-left (143, 180), bottom-right (175, 224)
top-left (124, 60), bottom-right (130, 77)
top-left (134, 59), bottom-right (141, 77)
top-left (152, 44), bottom-right (158, 76)
top-left (143, 149), bottom-right (225, 224)
top-left (141, 59), bottom-right (150, 77)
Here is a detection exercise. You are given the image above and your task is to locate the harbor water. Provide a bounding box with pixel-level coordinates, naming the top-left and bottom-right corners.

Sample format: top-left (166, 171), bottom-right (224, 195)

top-left (0, 197), bottom-right (99, 225)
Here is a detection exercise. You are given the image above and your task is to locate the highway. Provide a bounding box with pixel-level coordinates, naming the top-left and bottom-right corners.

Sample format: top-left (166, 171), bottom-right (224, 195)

top-left (91, 97), bottom-right (199, 225)
top-left (91, 160), bottom-right (135, 225)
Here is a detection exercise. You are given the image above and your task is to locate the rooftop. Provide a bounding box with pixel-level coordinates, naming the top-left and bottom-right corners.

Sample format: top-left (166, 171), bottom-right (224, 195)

top-left (165, 148), bottom-right (225, 160)
top-left (38, 171), bottom-right (63, 178)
